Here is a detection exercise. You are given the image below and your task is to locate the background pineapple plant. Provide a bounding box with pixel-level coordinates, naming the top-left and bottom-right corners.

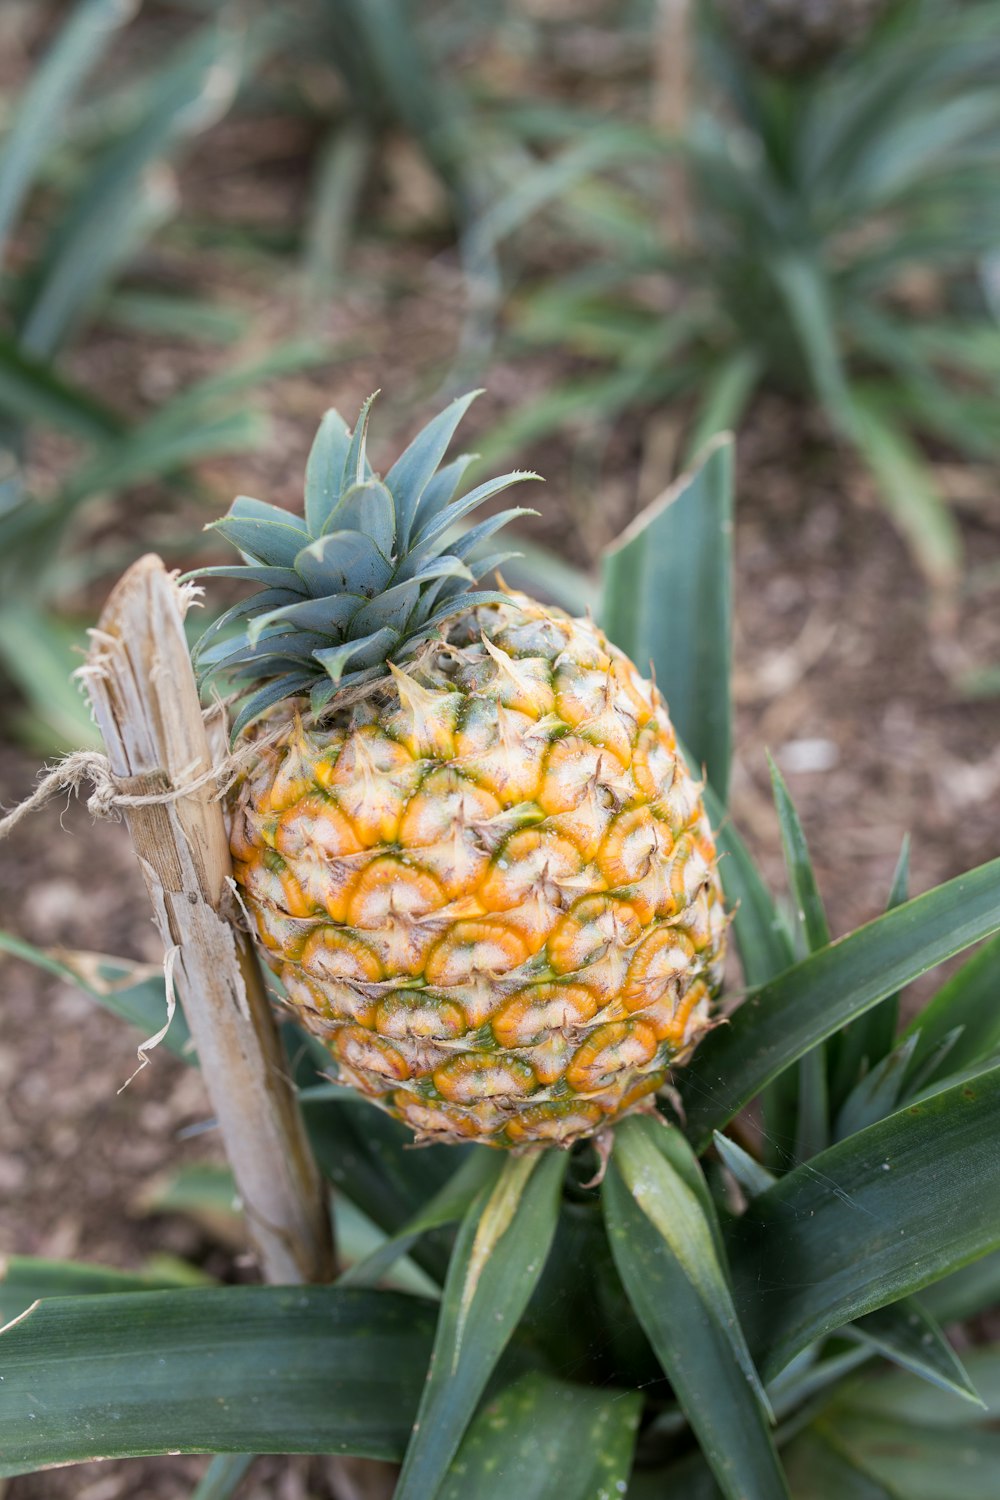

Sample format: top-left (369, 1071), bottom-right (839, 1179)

top-left (494, 0), bottom-right (1000, 591)
top-left (4, 397), bottom-right (1000, 1499)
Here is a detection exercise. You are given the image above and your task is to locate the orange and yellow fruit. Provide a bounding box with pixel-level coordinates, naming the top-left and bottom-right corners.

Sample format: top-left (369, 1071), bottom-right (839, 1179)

top-left (197, 395), bottom-right (726, 1147)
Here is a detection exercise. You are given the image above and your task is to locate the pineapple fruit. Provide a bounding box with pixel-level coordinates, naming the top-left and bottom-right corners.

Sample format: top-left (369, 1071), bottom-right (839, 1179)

top-left (196, 393), bottom-right (726, 1148)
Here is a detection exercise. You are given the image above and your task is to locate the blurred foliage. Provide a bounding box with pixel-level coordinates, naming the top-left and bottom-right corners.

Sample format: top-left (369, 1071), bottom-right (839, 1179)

top-left (0, 0), bottom-right (519, 747)
top-left (0, 2), bottom-right (330, 747)
top-left (2, 0), bottom-right (1000, 752)
top-left (484, 0), bottom-right (1000, 587)
top-left (264, 0), bottom-right (510, 308)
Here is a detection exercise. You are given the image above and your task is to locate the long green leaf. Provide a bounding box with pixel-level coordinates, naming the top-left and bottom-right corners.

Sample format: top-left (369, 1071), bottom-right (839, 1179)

top-left (301, 121), bottom-right (373, 308)
top-left (704, 788), bottom-right (797, 1162)
top-left (191, 1454), bottom-right (255, 1500)
top-left (769, 256), bottom-right (854, 434)
top-left (0, 1287), bottom-right (436, 1476)
top-left (0, 1256), bottom-right (197, 1327)
top-left (336, 1147), bottom-right (497, 1290)
top-left (767, 1347), bottom-right (872, 1421)
top-left (605, 1118), bottom-right (788, 1500)
top-left (717, 1153), bottom-right (979, 1401)
top-left (833, 1034), bottom-right (920, 1141)
top-left (331, 1196), bottom-right (440, 1300)
top-left (0, 606), bottom-right (103, 748)
top-left (0, 332), bottom-right (123, 443)
top-left (768, 754), bottom-right (831, 955)
top-left (150, 340), bottom-right (328, 425)
top-left (23, 169), bottom-right (175, 356)
top-left (59, 408), bottom-right (264, 511)
top-left (385, 390), bottom-right (481, 546)
top-left (601, 435), bottom-right (733, 802)
top-left (327, 0), bottom-right (470, 192)
top-left (20, 23), bottom-right (239, 358)
top-left (922, 1249), bottom-right (1000, 1324)
top-left (902, 930), bottom-right (1000, 1085)
top-left (438, 1371), bottom-right (641, 1500)
top-left (834, 1346), bottom-right (1000, 1429)
top-left (684, 349), bottom-right (762, 465)
top-left (0, 0), bottom-right (131, 263)
top-left (768, 754), bottom-right (831, 1161)
top-left (705, 791), bottom-right (793, 990)
top-left (472, 126), bottom-right (662, 250)
top-left (712, 1131), bottom-right (777, 1200)
top-left (729, 1066), bottom-right (1000, 1377)
top-left (850, 390), bottom-right (961, 588)
top-left (678, 855), bottom-right (1000, 1149)
top-left (820, 1412), bottom-right (1000, 1500)
top-left (301, 1092), bottom-right (464, 1283)
top-left (494, 538), bottom-right (598, 616)
top-left (829, 836), bottom-right (911, 1112)
top-left (0, 935), bottom-right (192, 1057)
top-left (848, 1299), bottom-right (981, 1405)
top-left (394, 1150), bottom-right (567, 1500)
top-left (103, 290), bottom-right (250, 345)
top-left (780, 1430), bottom-right (896, 1500)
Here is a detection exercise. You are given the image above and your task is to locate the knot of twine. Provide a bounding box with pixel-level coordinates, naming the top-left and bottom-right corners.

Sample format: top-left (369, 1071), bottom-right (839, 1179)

top-left (0, 749), bottom-right (233, 841)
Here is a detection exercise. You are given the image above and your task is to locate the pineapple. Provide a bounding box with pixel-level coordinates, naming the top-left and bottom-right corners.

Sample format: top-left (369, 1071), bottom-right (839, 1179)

top-left (717, 0), bottom-right (890, 73)
top-left (196, 392), bottom-right (726, 1148)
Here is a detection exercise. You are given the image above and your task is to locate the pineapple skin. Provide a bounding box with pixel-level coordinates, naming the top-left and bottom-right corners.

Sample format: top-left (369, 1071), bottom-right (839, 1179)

top-left (231, 593), bottom-right (727, 1148)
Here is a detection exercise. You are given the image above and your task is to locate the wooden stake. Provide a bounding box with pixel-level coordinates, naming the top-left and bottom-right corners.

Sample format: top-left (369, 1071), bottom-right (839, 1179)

top-left (84, 554), bottom-right (334, 1285)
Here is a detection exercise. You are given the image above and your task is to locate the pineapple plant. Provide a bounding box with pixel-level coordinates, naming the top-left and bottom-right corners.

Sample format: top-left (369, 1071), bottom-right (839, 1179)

top-left (195, 392), bottom-right (727, 1149)
top-left (3, 400), bottom-right (1000, 1500)
top-left (503, 0), bottom-right (1000, 589)
top-left (0, 2), bottom-right (328, 751)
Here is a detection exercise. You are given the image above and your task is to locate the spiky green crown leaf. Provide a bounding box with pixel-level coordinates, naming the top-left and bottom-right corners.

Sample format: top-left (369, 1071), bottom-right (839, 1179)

top-left (190, 391), bottom-right (539, 738)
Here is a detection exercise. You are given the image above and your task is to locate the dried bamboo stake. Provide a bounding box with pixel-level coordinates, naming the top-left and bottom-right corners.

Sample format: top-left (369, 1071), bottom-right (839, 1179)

top-left (84, 554), bottom-right (334, 1285)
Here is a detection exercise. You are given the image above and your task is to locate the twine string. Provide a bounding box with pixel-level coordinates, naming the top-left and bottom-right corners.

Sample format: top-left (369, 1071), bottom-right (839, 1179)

top-left (0, 748), bottom-right (243, 841)
top-left (1, 639), bottom-right (437, 845)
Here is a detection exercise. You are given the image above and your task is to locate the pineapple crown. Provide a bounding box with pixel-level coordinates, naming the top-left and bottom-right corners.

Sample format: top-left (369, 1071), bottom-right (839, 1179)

top-left (191, 390), bottom-right (539, 739)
